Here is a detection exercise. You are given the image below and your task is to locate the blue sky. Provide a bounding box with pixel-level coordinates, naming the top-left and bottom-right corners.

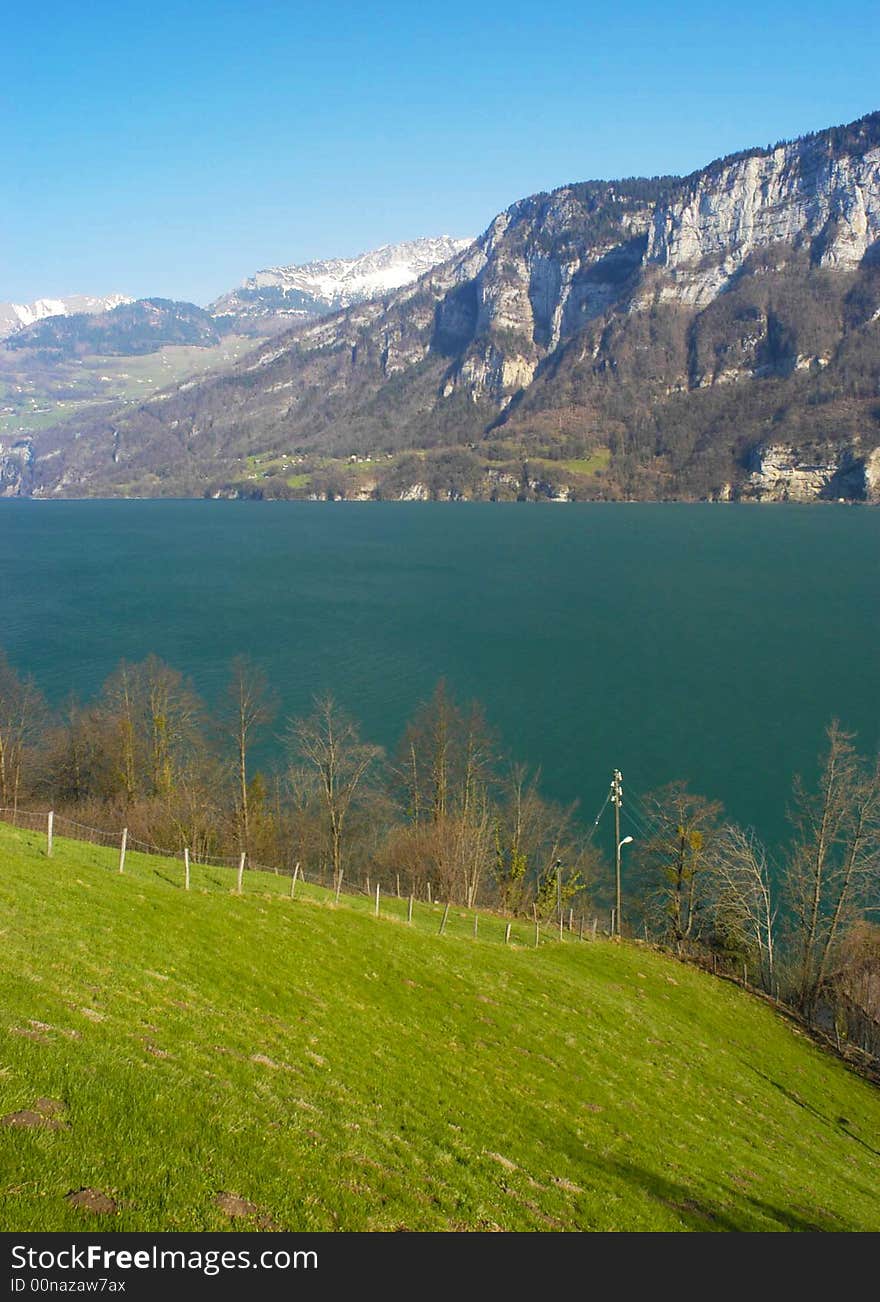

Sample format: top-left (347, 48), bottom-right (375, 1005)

top-left (2, 0), bottom-right (877, 305)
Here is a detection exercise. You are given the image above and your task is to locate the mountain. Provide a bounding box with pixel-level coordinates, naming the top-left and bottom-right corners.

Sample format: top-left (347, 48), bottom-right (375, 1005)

top-left (208, 236), bottom-right (474, 328)
top-left (11, 112), bottom-right (880, 501)
top-left (6, 298), bottom-right (221, 358)
top-left (0, 293), bottom-right (131, 341)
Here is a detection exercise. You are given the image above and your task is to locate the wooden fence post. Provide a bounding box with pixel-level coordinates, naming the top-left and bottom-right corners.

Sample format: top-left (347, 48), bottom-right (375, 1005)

top-left (591, 917), bottom-right (598, 941)
top-left (578, 915), bottom-right (584, 941)
top-left (427, 882), bottom-right (432, 905)
top-left (374, 881), bottom-right (380, 917)
top-left (533, 903), bottom-right (540, 948)
top-left (396, 873), bottom-right (401, 899)
top-left (290, 862), bottom-right (300, 899)
top-left (407, 895), bottom-right (414, 925)
top-left (46, 811), bottom-right (54, 858)
top-left (335, 870), bottom-right (343, 904)
top-left (439, 902), bottom-right (450, 935)
top-left (569, 908), bottom-right (574, 933)
top-left (504, 922), bottom-right (512, 945)
top-left (184, 848), bottom-right (190, 892)
top-left (473, 913), bottom-right (479, 940)
top-left (237, 853), bottom-right (245, 895)
top-left (118, 827), bottom-right (127, 874)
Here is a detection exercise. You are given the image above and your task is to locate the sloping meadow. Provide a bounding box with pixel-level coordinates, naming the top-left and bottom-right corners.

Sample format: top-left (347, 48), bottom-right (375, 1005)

top-left (0, 823), bottom-right (878, 1232)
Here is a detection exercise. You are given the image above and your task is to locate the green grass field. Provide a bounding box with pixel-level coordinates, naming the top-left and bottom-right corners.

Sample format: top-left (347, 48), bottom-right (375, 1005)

top-left (1, 822), bottom-right (878, 1232)
top-left (537, 451), bottom-right (611, 479)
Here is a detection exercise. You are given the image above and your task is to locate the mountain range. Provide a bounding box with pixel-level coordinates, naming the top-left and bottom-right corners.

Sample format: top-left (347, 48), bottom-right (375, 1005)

top-left (0, 293), bottom-right (131, 341)
top-left (4, 111), bottom-right (880, 502)
top-left (5, 299), bottom-right (221, 357)
top-left (208, 237), bottom-right (473, 328)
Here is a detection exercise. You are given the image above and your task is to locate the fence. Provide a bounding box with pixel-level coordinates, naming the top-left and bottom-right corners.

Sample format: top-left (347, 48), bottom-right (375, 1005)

top-left (0, 806), bottom-right (606, 949)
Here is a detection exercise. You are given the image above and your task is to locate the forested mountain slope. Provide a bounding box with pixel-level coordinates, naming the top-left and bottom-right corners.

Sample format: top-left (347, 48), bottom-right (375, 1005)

top-left (12, 112), bottom-right (880, 501)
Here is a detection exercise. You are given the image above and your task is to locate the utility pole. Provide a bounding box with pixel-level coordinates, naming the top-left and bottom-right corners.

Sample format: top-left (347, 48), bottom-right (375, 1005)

top-left (611, 769), bottom-right (623, 936)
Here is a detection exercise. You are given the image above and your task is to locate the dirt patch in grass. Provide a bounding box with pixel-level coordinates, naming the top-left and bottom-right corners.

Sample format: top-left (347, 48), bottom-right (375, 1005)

top-left (215, 1192), bottom-right (279, 1229)
top-left (66, 1188), bottom-right (117, 1215)
top-left (10, 1021), bottom-right (80, 1043)
top-left (250, 1053), bottom-right (280, 1069)
top-left (2, 1098), bottom-right (68, 1130)
top-left (486, 1151), bottom-right (518, 1172)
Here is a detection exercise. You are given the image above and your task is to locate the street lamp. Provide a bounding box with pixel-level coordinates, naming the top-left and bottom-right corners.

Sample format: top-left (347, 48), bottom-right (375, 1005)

top-left (615, 835), bottom-right (633, 937)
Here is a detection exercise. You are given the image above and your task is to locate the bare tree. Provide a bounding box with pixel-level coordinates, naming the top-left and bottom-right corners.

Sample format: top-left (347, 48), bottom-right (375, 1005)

top-left (829, 922), bottom-right (880, 1057)
top-left (141, 655), bottom-right (204, 801)
top-left (222, 656), bottom-right (277, 865)
top-left (0, 650), bottom-right (47, 815)
top-left (708, 824), bottom-right (777, 991)
top-left (39, 695), bottom-right (105, 806)
top-left (286, 695), bottom-right (382, 885)
top-left (634, 783), bottom-right (723, 950)
top-left (95, 661), bottom-right (141, 802)
top-left (784, 722), bottom-right (880, 1020)
top-left (394, 680), bottom-right (495, 825)
top-left (494, 764), bottom-right (595, 917)
top-left (389, 681), bottom-right (497, 903)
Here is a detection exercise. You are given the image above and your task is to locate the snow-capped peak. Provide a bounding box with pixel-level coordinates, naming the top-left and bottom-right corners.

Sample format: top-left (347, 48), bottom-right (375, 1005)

top-left (210, 236), bottom-right (473, 321)
top-left (0, 293), bottom-right (133, 340)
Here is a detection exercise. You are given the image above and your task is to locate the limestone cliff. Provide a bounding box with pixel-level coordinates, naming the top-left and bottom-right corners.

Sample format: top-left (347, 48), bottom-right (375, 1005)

top-left (16, 111), bottom-right (880, 501)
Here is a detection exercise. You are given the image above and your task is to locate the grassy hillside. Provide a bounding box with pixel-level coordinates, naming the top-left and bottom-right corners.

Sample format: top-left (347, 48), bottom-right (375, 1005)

top-left (1, 822), bottom-right (878, 1232)
top-left (0, 337), bottom-right (258, 441)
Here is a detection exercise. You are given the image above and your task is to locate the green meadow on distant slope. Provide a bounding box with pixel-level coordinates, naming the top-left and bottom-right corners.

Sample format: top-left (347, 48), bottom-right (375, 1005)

top-left (1, 823), bottom-right (878, 1232)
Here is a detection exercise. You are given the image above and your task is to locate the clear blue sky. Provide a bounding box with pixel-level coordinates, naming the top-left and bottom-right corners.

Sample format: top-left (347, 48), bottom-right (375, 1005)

top-left (2, 0), bottom-right (877, 306)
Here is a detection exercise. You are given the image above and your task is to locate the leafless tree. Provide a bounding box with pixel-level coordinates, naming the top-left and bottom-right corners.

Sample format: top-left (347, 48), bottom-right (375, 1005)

top-left (394, 680), bottom-right (495, 825)
top-left (0, 650), bottom-right (47, 815)
top-left (286, 695), bottom-right (382, 885)
top-left (141, 655), bottom-right (204, 801)
top-left (829, 922), bottom-right (880, 1057)
top-left (221, 656), bottom-right (277, 865)
top-left (708, 824), bottom-right (777, 991)
top-left (784, 722), bottom-right (880, 1020)
top-left (634, 783), bottom-right (724, 950)
top-left (98, 661), bottom-right (140, 804)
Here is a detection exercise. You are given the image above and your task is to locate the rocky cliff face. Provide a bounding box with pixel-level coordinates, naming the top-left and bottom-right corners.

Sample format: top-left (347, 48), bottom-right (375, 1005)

top-left (16, 111), bottom-right (880, 500)
top-left (745, 442), bottom-right (879, 501)
top-left (645, 127), bottom-right (880, 305)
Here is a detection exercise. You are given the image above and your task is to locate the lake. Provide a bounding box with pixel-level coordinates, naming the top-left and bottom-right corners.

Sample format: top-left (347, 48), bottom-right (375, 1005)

top-left (2, 500), bottom-right (878, 858)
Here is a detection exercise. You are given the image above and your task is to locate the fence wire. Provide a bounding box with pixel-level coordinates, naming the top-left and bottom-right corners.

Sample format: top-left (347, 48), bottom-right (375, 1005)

top-left (0, 806), bottom-right (608, 944)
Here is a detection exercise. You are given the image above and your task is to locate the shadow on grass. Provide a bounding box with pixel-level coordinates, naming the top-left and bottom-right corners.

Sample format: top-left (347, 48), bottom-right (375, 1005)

top-left (580, 1154), bottom-right (846, 1232)
top-left (748, 1066), bottom-right (880, 1159)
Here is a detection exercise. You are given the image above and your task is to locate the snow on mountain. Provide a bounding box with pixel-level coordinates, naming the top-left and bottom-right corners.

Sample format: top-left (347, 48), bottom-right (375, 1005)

top-left (209, 236), bottom-right (473, 322)
top-left (0, 294), bottom-right (132, 341)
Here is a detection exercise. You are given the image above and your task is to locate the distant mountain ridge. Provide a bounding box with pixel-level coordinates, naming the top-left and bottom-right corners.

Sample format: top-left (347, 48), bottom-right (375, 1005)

top-left (0, 293), bottom-right (131, 341)
top-left (209, 236), bottom-right (473, 325)
top-left (6, 298), bottom-right (221, 358)
top-left (9, 110), bottom-right (880, 501)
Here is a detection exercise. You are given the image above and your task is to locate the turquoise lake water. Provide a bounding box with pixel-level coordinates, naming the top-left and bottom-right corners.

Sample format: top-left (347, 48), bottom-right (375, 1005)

top-left (2, 500), bottom-right (877, 857)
